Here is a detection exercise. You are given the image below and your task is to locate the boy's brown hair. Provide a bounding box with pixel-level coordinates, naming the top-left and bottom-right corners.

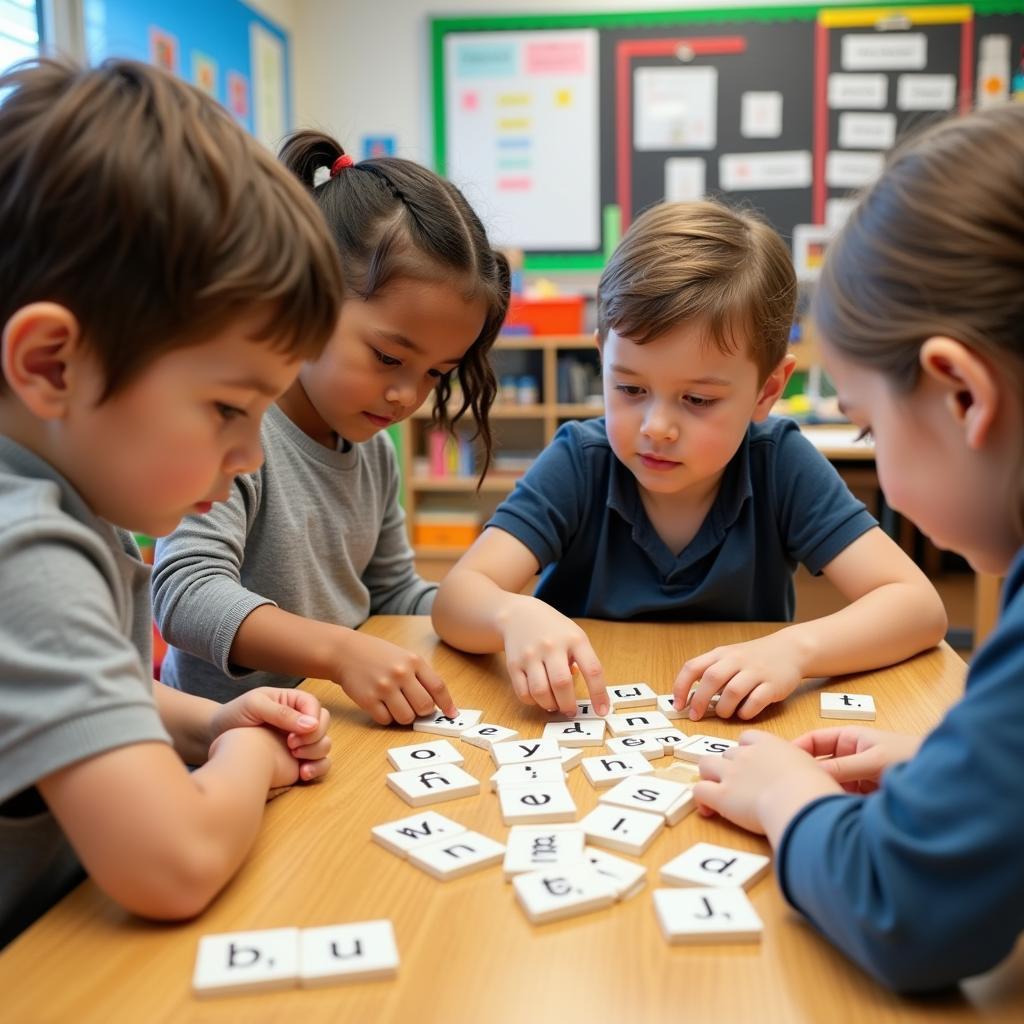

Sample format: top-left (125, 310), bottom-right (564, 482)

top-left (0, 58), bottom-right (344, 399)
top-left (597, 200), bottom-right (796, 380)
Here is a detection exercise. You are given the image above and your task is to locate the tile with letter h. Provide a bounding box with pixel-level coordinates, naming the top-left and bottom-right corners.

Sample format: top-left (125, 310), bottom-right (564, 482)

top-left (581, 751), bottom-right (654, 789)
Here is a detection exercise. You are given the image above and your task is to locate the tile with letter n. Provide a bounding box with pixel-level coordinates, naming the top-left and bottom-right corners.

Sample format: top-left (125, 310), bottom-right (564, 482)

top-left (579, 804), bottom-right (665, 856)
top-left (674, 735), bottom-right (737, 763)
top-left (503, 824), bottom-right (586, 879)
top-left (412, 709), bottom-right (483, 737)
top-left (386, 739), bottom-right (464, 772)
top-left (581, 752), bottom-right (654, 789)
top-left (298, 920), bottom-right (399, 987)
top-left (542, 718), bottom-right (606, 748)
top-left (653, 887), bottom-right (764, 945)
top-left (406, 830), bottom-right (505, 881)
top-left (605, 710), bottom-right (672, 736)
top-left (820, 691), bottom-right (876, 721)
top-left (370, 811), bottom-right (467, 859)
top-left (386, 764), bottom-right (480, 807)
top-left (193, 927), bottom-right (299, 997)
top-left (499, 781), bottom-right (577, 825)
top-left (606, 682), bottom-right (658, 709)
top-left (512, 865), bottom-right (618, 924)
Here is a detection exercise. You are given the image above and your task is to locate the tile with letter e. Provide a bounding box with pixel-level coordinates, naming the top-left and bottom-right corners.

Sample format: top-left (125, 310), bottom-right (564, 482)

top-left (371, 811), bottom-right (467, 859)
top-left (583, 845), bottom-right (647, 900)
top-left (660, 842), bottom-right (770, 890)
top-left (581, 752), bottom-right (654, 789)
top-left (386, 739), bottom-right (464, 772)
top-left (460, 723), bottom-right (518, 750)
top-left (503, 824), bottom-right (586, 879)
top-left (490, 760), bottom-right (566, 792)
top-left (499, 781), bottom-right (577, 825)
top-left (579, 804), bottom-right (665, 856)
top-left (543, 719), bottom-right (606, 748)
top-left (599, 774), bottom-right (691, 816)
top-left (606, 734), bottom-right (666, 760)
top-left (406, 830), bottom-right (505, 881)
top-left (491, 738), bottom-right (562, 767)
top-left (820, 692), bottom-right (876, 721)
top-left (412, 709), bottom-right (483, 737)
top-left (193, 927), bottom-right (299, 997)
top-left (605, 710), bottom-right (672, 736)
top-left (653, 887), bottom-right (764, 945)
top-left (298, 920), bottom-right (399, 987)
top-left (675, 735), bottom-right (737, 763)
top-left (606, 683), bottom-right (658, 709)
top-left (386, 764), bottom-right (480, 807)
top-left (513, 865), bottom-right (618, 924)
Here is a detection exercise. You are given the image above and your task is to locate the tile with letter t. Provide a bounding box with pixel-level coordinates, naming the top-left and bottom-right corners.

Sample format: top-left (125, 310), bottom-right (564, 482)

top-left (579, 804), bottom-right (665, 856)
top-left (513, 865), bottom-right (618, 924)
top-left (543, 719), bottom-right (606, 748)
top-left (581, 752), bottom-right (654, 789)
top-left (490, 738), bottom-right (562, 767)
top-left (606, 683), bottom-right (658, 709)
top-left (490, 759), bottom-right (566, 792)
top-left (371, 811), bottom-right (468, 859)
top-left (412, 709), bottom-right (483, 737)
top-left (606, 734), bottom-right (666, 760)
top-left (605, 710), bottom-right (673, 736)
top-left (660, 842), bottom-right (770, 890)
top-left (675, 735), bottom-right (737, 764)
top-left (298, 920), bottom-right (399, 987)
top-left (503, 824), bottom-right (586, 879)
top-left (499, 781), bottom-right (577, 825)
top-left (406, 830), bottom-right (505, 881)
top-left (599, 774), bottom-right (691, 817)
top-left (460, 723), bottom-right (519, 750)
top-left (386, 739), bottom-right (464, 772)
top-left (583, 846), bottom-right (647, 900)
top-left (653, 887), bottom-right (764, 945)
top-left (386, 764), bottom-right (480, 807)
top-left (193, 927), bottom-right (299, 997)
top-left (820, 691), bottom-right (876, 721)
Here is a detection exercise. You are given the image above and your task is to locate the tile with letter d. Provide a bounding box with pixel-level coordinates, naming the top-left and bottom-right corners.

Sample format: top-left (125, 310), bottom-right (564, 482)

top-left (513, 865), bottom-right (618, 924)
top-left (660, 842), bottom-right (770, 890)
top-left (499, 781), bottom-right (577, 825)
top-left (543, 719), bottom-right (606, 748)
top-left (386, 764), bottom-right (480, 807)
top-left (820, 692), bottom-right (876, 721)
top-left (371, 811), bottom-right (467, 859)
top-left (653, 887), bottom-right (764, 945)
top-left (412, 709), bottom-right (483, 737)
top-left (386, 739), bottom-right (464, 772)
top-left (298, 920), bottom-right (399, 987)
top-left (579, 804), bottom-right (665, 856)
top-left (193, 927), bottom-right (299, 997)
top-left (406, 830), bottom-right (505, 881)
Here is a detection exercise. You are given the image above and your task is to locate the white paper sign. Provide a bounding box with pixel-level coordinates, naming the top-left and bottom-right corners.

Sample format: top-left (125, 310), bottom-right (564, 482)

top-left (664, 157), bottom-right (706, 201)
top-left (826, 150), bottom-right (885, 189)
top-left (828, 73), bottom-right (888, 109)
top-left (838, 111), bottom-right (896, 150)
top-left (740, 91), bottom-right (783, 139)
top-left (842, 32), bottom-right (927, 71)
top-left (897, 74), bottom-right (956, 110)
top-left (634, 66), bottom-right (717, 150)
top-left (719, 150), bottom-right (812, 191)
top-left (826, 197), bottom-right (858, 229)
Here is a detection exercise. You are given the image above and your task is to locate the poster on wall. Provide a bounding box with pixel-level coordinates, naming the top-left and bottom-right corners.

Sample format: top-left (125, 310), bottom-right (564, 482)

top-left (251, 23), bottom-right (286, 149)
top-left (192, 51), bottom-right (218, 96)
top-left (149, 26), bottom-right (178, 73)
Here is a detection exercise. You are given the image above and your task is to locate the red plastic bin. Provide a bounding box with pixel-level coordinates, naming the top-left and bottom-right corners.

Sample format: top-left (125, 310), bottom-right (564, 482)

top-left (504, 295), bottom-right (585, 335)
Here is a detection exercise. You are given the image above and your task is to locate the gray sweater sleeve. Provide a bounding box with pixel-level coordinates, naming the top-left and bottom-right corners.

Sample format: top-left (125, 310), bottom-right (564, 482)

top-left (363, 437), bottom-right (437, 615)
top-left (152, 473), bottom-right (276, 678)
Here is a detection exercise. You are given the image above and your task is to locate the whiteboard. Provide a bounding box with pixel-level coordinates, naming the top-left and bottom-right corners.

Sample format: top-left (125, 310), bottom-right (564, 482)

top-left (444, 29), bottom-right (600, 251)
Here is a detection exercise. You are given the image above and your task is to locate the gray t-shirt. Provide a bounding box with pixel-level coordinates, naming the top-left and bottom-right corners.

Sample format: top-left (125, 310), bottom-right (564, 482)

top-left (153, 403), bottom-right (436, 702)
top-left (0, 438), bottom-right (171, 949)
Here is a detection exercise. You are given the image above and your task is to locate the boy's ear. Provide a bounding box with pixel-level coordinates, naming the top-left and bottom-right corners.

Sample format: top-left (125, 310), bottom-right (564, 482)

top-left (1, 303), bottom-right (83, 419)
top-left (919, 336), bottom-right (998, 450)
top-left (752, 353), bottom-right (796, 421)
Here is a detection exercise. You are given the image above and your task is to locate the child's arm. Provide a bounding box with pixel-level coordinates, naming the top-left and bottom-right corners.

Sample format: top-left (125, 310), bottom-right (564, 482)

top-left (432, 528), bottom-right (609, 716)
top-left (680, 527), bottom-right (948, 719)
top-left (36, 725), bottom-right (303, 920)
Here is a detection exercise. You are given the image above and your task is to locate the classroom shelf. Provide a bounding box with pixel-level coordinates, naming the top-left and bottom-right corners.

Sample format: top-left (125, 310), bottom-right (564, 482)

top-left (408, 476), bottom-right (520, 493)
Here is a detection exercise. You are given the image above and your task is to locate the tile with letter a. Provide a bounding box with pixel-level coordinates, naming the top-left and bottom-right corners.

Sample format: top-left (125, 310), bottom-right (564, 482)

top-left (412, 709), bottom-right (483, 737)
top-left (606, 683), bottom-right (658, 709)
top-left (386, 764), bottom-right (480, 807)
top-left (371, 811), bottom-right (468, 859)
top-left (605, 710), bottom-right (673, 736)
top-left (660, 842), bottom-right (770, 890)
top-left (513, 865), bottom-right (618, 924)
top-left (606, 734), bottom-right (665, 760)
top-left (599, 774), bottom-right (690, 817)
top-left (583, 846), bottom-right (647, 900)
top-left (820, 691), bottom-right (876, 721)
top-left (298, 920), bottom-right (399, 987)
top-left (460, 723), bottom-right (519, 750)
top-left (193, 927), bottom-right (299, 997)
top-left (491, 738), bottom-right (562, 768)
top-left (499, 781), bottom-right (577, 825)
top-left (490, 759), bottom-right (566, 792)
top-left (543, 719), bottom-right (606, 748)
top-left (581, 752), bottom-right (654, 789)
top-left (503, 824), bottom-right (586, 879)
top-left (653, 887), bottom-right (764, 945)
top-left (406, 830), bottom-right (505, 881)
top-left (579, 804), bottom-right (665, 856)
top-left (386, 739), bottom-right (464, 772)
top-left (675, 735), bottom-right (737, 764)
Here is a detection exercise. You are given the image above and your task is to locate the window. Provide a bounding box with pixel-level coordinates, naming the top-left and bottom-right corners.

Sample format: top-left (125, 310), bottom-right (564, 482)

top-left (0, 0), bottom-right (40, 76)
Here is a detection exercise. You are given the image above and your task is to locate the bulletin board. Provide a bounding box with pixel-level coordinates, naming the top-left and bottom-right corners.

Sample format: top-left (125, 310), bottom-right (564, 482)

top-left (432, 3), bottom-right (1024, 270)
top-left (84, 0), bottom-right (292, 148)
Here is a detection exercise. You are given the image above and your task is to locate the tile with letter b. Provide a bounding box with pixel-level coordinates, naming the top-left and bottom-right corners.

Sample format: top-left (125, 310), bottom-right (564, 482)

top-left (386, 739), bottom-right (463, 772)
top-left (659, 842), bottom-right (770, 890)
top-left (193, 927), bottom-right (299, 997)
top-left (406, 830), bottom-right (505, 881)
top-left (386, 764), bottom-right (480, 807)
top-left (653, 887), bottom-right (764, 945)
top-left (298, 920), bottom-right (399, 987)
top-left (371, 811), bottom-right (468, 858)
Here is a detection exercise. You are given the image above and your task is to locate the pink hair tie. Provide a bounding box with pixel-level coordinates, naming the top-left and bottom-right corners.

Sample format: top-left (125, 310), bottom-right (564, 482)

top-left (330, 154), bottom-right (354, 177)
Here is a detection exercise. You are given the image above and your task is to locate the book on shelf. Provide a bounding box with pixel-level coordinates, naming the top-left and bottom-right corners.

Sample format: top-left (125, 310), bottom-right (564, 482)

top-left (413, 508), bottom-right (481, 549)
top-left (427, 428), bottom-right (475, 477)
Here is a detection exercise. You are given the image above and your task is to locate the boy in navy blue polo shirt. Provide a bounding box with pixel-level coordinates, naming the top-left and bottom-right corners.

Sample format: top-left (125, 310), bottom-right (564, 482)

top-left (432, 200), bottom-right (946, 721)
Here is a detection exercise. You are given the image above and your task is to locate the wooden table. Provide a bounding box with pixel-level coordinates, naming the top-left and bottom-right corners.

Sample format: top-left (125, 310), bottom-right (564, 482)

top-left (3, 618), bottom-right (1023, 1024)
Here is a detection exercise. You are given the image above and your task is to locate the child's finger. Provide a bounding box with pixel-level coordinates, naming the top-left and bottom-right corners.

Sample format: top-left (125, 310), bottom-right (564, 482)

top-left (365, 699), bottom-right (394, 726)
top-left (286, 689), bottom-right (324, 723)
top-left (402, 681), bottom-right (441, 719)
top-left (686, 664), bottom-right (734, 721)
top-left (545, 658), bottom-right (579, 717)
top-left (290, 735), bottom-right (332, 761)
top-left (568, 640), bottom-right (608, 714)
top-left (735, 681), bottom-right (778, 721)
top-left (817, 750), bottom-right (882, 784)
top-left (384, 690), bottom-right (418, 726)
top-left (792, 728), bottom-right (845, 758)
top-left (715, 671), bottom-right (760, 719)
top-left (249, 691), bottom-right (320, 734)
top-left (524, 660), bottom-right (557, 713)
top-left (672, 652), bottom-right (717, 712)
top-left (298, 756), bottom-right (331, 782)
top-left (417, 665), bottom-right (458, 719)
top-left (508, 666), bottom-right (533, 707)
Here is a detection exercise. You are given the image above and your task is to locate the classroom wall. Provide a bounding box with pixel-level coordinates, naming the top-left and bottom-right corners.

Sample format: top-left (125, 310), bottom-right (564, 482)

top-left (290, 0), bottom-right (841, 165)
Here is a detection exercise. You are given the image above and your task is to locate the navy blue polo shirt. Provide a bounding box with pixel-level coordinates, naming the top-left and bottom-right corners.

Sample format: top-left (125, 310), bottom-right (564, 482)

top-left (487, 417), bottom-right (876, 622)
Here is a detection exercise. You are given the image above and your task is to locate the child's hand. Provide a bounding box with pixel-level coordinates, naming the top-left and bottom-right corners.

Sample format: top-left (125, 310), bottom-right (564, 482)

top-left (209, 725), bottom-right (305, 793)
top-left (674, 632), bottom-right (804, 720)
top-left (793, 727), bottom-right (923, 793)
top-left (330, 630), bottom-right (457, 725)
top-left (694, 730), bottom-right (842, 839)
top-left (210, 688), bottom-right (332, 782)
top-left (501, 596), bottom-right (608, 716)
